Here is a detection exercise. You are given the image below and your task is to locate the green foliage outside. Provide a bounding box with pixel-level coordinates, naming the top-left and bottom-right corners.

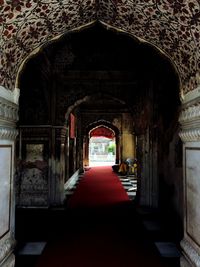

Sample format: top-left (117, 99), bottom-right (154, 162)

top-left (107, 144), bottom-right (116, 155)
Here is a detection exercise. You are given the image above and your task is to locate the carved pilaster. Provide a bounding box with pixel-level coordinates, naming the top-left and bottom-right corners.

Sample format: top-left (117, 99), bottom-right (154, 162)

top-left (179, 88), bottom-right (200, 267)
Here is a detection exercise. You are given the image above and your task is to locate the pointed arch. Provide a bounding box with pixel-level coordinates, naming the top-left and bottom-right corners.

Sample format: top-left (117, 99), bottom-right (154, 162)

top-left (83, 120), bottom-right (121, 166)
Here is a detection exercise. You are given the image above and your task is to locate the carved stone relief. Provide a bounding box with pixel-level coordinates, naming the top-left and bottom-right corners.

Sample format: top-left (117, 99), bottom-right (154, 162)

top-left (0, 97), bottom-right (18, 124)
top-left (17, 167), bottom-right (48, 207)
top-left (0, 90), bottom-right (18, 141)
top-left (15, 136), bottom-right (49, 207)
top-left (1, 1), bottom-right (200, 92)
top-left (26, 144), bottom-right (44, 162)
top-left (179, 98), bottom-right (200, 142)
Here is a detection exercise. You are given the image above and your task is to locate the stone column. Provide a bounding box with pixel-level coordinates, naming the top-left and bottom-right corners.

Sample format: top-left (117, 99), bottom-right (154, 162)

top-left (0, 86), bottom-right (19, 267)
top-left (136, 127), bottom-right (158, 209)
top-left (83, 135), bottom-right (89, 166)
top-left (179, 87), bottom-right (200, 267)
top-left (115, 134), bottom-right (120, 164)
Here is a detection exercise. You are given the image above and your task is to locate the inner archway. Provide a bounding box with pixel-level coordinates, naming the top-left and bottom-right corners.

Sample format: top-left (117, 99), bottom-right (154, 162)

top-left (16, 22), bottom-right (180, 210)
top-left (15, 24), bottom-right (182, 265)
top-left (89, 126), bottom-right (116, 167)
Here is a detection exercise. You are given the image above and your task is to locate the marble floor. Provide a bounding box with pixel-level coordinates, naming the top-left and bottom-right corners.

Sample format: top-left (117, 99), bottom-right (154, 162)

top-left (18, 242), bottom-right (46, 256)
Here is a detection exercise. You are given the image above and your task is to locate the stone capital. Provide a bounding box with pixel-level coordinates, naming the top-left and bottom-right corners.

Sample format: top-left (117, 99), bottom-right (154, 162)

top-left (179, 101), bottom-right (200, 125)
top-left (179, 93), bottom-right (200, 142)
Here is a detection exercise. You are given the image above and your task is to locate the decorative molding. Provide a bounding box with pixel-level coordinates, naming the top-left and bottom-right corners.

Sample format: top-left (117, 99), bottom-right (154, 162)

top-left (179, 129), bottom-right (200, 142)
top-left (1, 0), bottom-right (200, 92)
top-left (0, 127), bottom-right (18, 140)
top-left (180, 239), bottom-right (200, 267)
top-left (179, 97), bottom-right (200, 142)
top-left (0, 237), bottom-right (15, 265)
top-left (0, 97), bottom-right (18, 123)
top-left (0, 87), bottom-right (19, 105)
top-left (179, 102), bottom-right (200, 125)
top-left (182, 86), bottom-right (200, 104)
top-left (19, 126), bottom-right (50, 138)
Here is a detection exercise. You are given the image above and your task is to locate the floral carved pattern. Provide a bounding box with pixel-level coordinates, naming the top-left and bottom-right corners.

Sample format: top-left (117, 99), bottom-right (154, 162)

top-left (0, 0), bottom-right (96, 90)
top-left (0, 0), bottom-right (200, 93)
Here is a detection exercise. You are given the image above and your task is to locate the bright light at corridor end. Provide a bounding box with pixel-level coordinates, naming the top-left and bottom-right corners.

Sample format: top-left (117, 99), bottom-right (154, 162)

top-left (89, 136), bottom-right (116, 167)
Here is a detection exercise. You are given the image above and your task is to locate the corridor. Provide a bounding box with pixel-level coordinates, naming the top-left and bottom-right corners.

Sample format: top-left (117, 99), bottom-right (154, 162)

top-left (15, 167), bottom-right (180, 267)
top-left (1, 1), bottom-right (200, 266)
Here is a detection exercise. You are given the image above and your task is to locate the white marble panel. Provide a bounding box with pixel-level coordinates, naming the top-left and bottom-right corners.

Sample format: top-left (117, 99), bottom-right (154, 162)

top-left (185, 147), bottom-right (200, 246)
top-left (0, 145), bottom-right (11, 238)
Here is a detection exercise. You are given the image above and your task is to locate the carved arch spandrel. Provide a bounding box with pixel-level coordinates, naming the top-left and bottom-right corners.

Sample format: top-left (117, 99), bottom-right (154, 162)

top-left (1, 0), bottom-right (199, 93)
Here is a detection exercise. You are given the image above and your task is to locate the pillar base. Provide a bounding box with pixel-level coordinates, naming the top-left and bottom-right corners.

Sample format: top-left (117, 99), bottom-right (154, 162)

top-left (0, 253), bottom-right (15, 267)
top-left (180, 238), bottom-right (200, 267)
top-left (180, 256), bottom-right (192, 267)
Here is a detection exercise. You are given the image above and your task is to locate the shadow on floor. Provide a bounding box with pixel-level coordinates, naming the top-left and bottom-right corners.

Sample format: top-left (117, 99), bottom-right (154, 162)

top-left (15, 201), bottom-right (181, 267)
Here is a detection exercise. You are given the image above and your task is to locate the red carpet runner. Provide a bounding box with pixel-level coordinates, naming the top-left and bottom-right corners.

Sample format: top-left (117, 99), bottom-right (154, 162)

top-left (68, 166), bottom-right (130, 208)
top-left (35, 166), bottom-right (168, 267)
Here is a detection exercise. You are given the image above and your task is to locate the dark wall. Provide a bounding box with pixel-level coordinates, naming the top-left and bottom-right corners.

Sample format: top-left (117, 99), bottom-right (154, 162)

top-left (19, 23), bottom-right (179, 127)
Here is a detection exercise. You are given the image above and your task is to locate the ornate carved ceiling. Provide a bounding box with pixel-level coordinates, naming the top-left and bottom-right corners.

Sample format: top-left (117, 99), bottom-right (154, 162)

top-left (0, 0), bottom-right (200, 93)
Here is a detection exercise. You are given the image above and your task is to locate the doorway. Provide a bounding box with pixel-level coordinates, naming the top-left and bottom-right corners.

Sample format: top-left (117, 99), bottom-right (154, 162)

top-left (89, 136), bottom-right (116, 166)
top-left (88, 126), bottom-right (116, 167)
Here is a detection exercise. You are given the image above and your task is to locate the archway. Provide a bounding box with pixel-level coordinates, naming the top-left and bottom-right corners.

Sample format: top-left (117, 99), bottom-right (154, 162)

top-left (16, 23), bottom-right (180, 208)
top-left (1, 0), bottom-right (200, 266)
top-left (89, 126), bottom-right (116, 167)
top-left (81, 119), bottom-right (122, 169)
top-left (13, 22), bottom-right (184, 267)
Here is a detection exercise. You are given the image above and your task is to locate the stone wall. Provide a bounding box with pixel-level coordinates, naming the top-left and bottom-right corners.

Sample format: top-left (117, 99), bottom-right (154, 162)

top-left (0, 86), bottom-right (18, 267)
top-left (15, 126), bottom-right (66, 207)
top-left (15, 127), bottom-right (49, 207)
top-left (179, 87), bottom-right (200, 267)
top-left (159, 128), bottom-right (183, 238)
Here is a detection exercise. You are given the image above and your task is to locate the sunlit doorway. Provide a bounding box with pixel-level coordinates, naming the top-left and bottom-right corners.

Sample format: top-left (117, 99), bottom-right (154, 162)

top-left (89, 126), bottom-right (116, 167)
